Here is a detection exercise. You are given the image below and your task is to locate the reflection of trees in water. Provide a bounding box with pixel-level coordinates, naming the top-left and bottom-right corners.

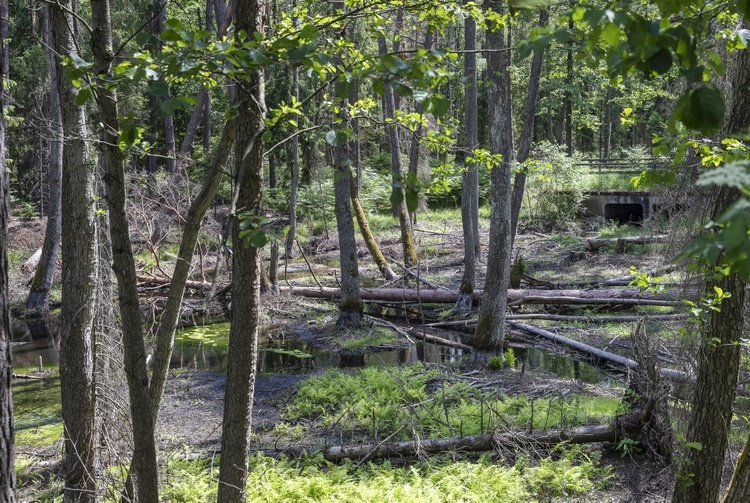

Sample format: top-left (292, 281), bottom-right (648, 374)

top-left (10, 316), bottom-right (59, 368)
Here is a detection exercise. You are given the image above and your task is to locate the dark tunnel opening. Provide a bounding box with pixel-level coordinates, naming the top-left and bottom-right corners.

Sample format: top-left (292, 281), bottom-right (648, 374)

top-left (604, 203), bottom-right (644, 224)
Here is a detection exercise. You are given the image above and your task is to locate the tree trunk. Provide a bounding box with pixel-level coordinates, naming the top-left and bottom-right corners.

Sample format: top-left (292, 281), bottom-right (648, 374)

top-left (377, 36), bottom-right (419, 268)
top-left (148, 119), bottom-right (236, 424)
top-left (407, 31), bottom-right (433, 226)
top-left (331, 2), bottom-right (361, 327)
top-left (27, 9), bottom-right (62, 311)
top-left (564, 16), bottom-right (573, 156)
top-left (52, 2), bottom-right (99, 500)
top-left (455, 14), bottom-right (478, 313)
top-left (474, 4), bottom-right (513, 349)
top-left (90, 1), bottom-right (159, 500)
top-left (284, 1), bottom-right (300, 258)
top-left (0, 12), bottom-right (16, 496)
top-left (510, 9), bottom-right (548, 247)
top-left (216, 0), bottom-right (265, 500)
top-left (283, 286), bottom-right (680, 305)
top-left (710, 39), bottom-right (750, 503)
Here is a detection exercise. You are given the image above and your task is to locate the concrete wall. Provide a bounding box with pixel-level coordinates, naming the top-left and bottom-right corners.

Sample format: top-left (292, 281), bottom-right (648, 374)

top-left (581, 191), bottom-right (659, 223)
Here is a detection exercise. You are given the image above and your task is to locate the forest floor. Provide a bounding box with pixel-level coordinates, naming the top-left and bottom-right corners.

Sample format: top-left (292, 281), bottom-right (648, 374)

top-left (5, 211), bottom-right (722, 501)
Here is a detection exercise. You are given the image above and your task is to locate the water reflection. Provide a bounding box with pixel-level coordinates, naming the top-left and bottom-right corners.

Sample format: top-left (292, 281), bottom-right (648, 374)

top-left (9, 318), bottom-right (608, 384)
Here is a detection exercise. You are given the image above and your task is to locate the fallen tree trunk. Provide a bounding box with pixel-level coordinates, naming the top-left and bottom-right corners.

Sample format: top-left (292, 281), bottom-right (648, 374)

top-left (281, 286), bottom-right (684, 307)
top-left (137, 274), bottom-right (211, 291)
top-left (428, 312), bottom-right (689, 328)
top-left (586, 235), bottom-right (668, 253)
top-left (508, 321), bottom-right (691, 382)
top-left (20, 247), bottom-right (42, 273)
top-left (275, 411), bottom-right (645, 462)
top-left (406, 328), bottom-right (472, 350)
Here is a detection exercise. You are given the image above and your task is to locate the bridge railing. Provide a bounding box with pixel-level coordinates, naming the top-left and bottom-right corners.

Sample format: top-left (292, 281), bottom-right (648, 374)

top-left (575, 157), bottom-right (669, 176)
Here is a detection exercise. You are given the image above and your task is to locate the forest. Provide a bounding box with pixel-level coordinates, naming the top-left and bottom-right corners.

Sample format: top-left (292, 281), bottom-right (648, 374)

top-left (1, 0), bottom-right (750, 501)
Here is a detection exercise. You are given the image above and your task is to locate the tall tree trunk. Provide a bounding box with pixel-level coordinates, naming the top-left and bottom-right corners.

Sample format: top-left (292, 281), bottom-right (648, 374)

top-left (407, 33), bottom-right (433, 226)
top-left (285, 64), bottom-right (300, 257)
top-left (673, 39), bottom-right (750, 503)
top-left (149, 119), bottom-right (236, 423)
top-left (27, 7), bottom-right (62, 311)
top-left (509, 9), bottom-right (548, 246)
top-left (90, 1), bottom-right (159, 500)
top-left (0, 7), bottom-right (16, 497)
top-left (332, 1), bottom-right (361, 327)
top-left (474, 3), bottom-right (513, 349)
top-left (702, 40), bottom-right (750, 503)
top-left (51, 2), bottom-right (99, 500)
top-left (216, 0), bottom-right (265, 500)
top-left (454, 14), bottom-right (478, 313)
top-left (377, 36), bottom-right (418, 268)
top-left (564, 16), bottom-right (573, 156)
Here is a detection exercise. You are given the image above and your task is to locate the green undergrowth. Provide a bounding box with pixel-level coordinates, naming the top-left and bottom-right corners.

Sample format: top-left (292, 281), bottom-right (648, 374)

top-left (334, 326), bottom-right (399, 350)
top-left (12, 374), bottom-right (62, 447)
top-left (160, 449), bottom-right (612, 502)
top-left (286, 365), bottom-right (620, 440)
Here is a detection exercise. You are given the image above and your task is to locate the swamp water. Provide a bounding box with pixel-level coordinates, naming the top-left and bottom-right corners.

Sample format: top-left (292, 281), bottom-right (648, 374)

top-left (9, 319), bottom-right (612, 382)
top-left (8, 318), bottom-right (613, 434)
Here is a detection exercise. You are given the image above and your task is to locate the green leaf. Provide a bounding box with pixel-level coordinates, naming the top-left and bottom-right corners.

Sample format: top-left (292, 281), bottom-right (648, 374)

top-left (159, 97), bottom-right (185, 115)
top-left (423, 95), bottom-right (449, 117)
top-left (149, 80), bottom-right (169, 97)
top-left (261, 130), bottom-right (273, 142)
top-left (673, 87), bottom-right (725, 136)
top-left (325, 130), bottom-right (348, 146)
top-left (647, 48), bottom-right (673, 75)
top-left (75, 87), bottom-right (91, 106)
top-left (160, 29), bottom-right (183, 43)
top-left (696, 162), bottom-right (750, 191)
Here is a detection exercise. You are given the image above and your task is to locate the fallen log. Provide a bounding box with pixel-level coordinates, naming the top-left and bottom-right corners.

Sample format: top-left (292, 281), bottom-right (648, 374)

top-left (508, 321), bottom-right (691, 382)
top-left (586, 235), bottom-right (668, 253)
top-left (428, 312), bottom-right (689, 328)
top-left (281, 286), bottom-right (684, 307)
top-left (406, 328), bottom-right (472, 350)
top-left (278, 411), bottom-right (644, 462)
top-left (20, 247), bottom-right (42, 273)
top-left (137, 274), bottom-right (211, 291)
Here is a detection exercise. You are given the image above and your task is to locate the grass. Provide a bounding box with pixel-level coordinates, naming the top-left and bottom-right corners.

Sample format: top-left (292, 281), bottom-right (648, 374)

top-left (156, 449), bottom-right (612, 503)
top-left (286, 365), bottom-right (621, 440)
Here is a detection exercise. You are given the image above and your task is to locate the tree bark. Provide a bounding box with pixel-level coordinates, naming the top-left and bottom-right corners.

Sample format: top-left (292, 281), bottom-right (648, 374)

top-left (510, 9), bottom-right (548, 246)
top-left (407, 31), bottom-right (434, 226)
top-left (0, 10), bottom-right (16, 496)
top-left (674, 39), bottom-right (750, 503)
top-left (148, 119), bottom-right (236, 423)
top-left (707, 38), bottom-right (750, 503)
top-left (377, 36), bottom-right (419, 268)
top-left (455, 13), bottom-right (478, 313)
top-left (474, 3), bottom-right (513, 349)
top-left (90, 1), bottom-right (159, 500)
top-left (282, 412), bottom-right (645, 462)
top-left (27, 6), bottom-right (62, 311)
top-left (216, 0), bottom-right (265, 499)
top-left (49, 13), bottom-right (100, 503)
top-left (284, 1), bottom-right (300, 258)
top-left (52, 2), bottom-right (99, 500)
top-left (331, 1), bottom-right (361, 327)
top-left (282, 286), bottom-right (681, 306)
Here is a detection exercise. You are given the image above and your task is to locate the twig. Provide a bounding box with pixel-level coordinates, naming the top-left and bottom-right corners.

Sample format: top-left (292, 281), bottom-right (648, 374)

top-left (297, 240), bottom-right (323, 288)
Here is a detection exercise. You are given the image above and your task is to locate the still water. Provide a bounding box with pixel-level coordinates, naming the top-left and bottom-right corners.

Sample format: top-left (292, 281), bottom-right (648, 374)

top-left (10, 319), bottom-right (610, 384)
